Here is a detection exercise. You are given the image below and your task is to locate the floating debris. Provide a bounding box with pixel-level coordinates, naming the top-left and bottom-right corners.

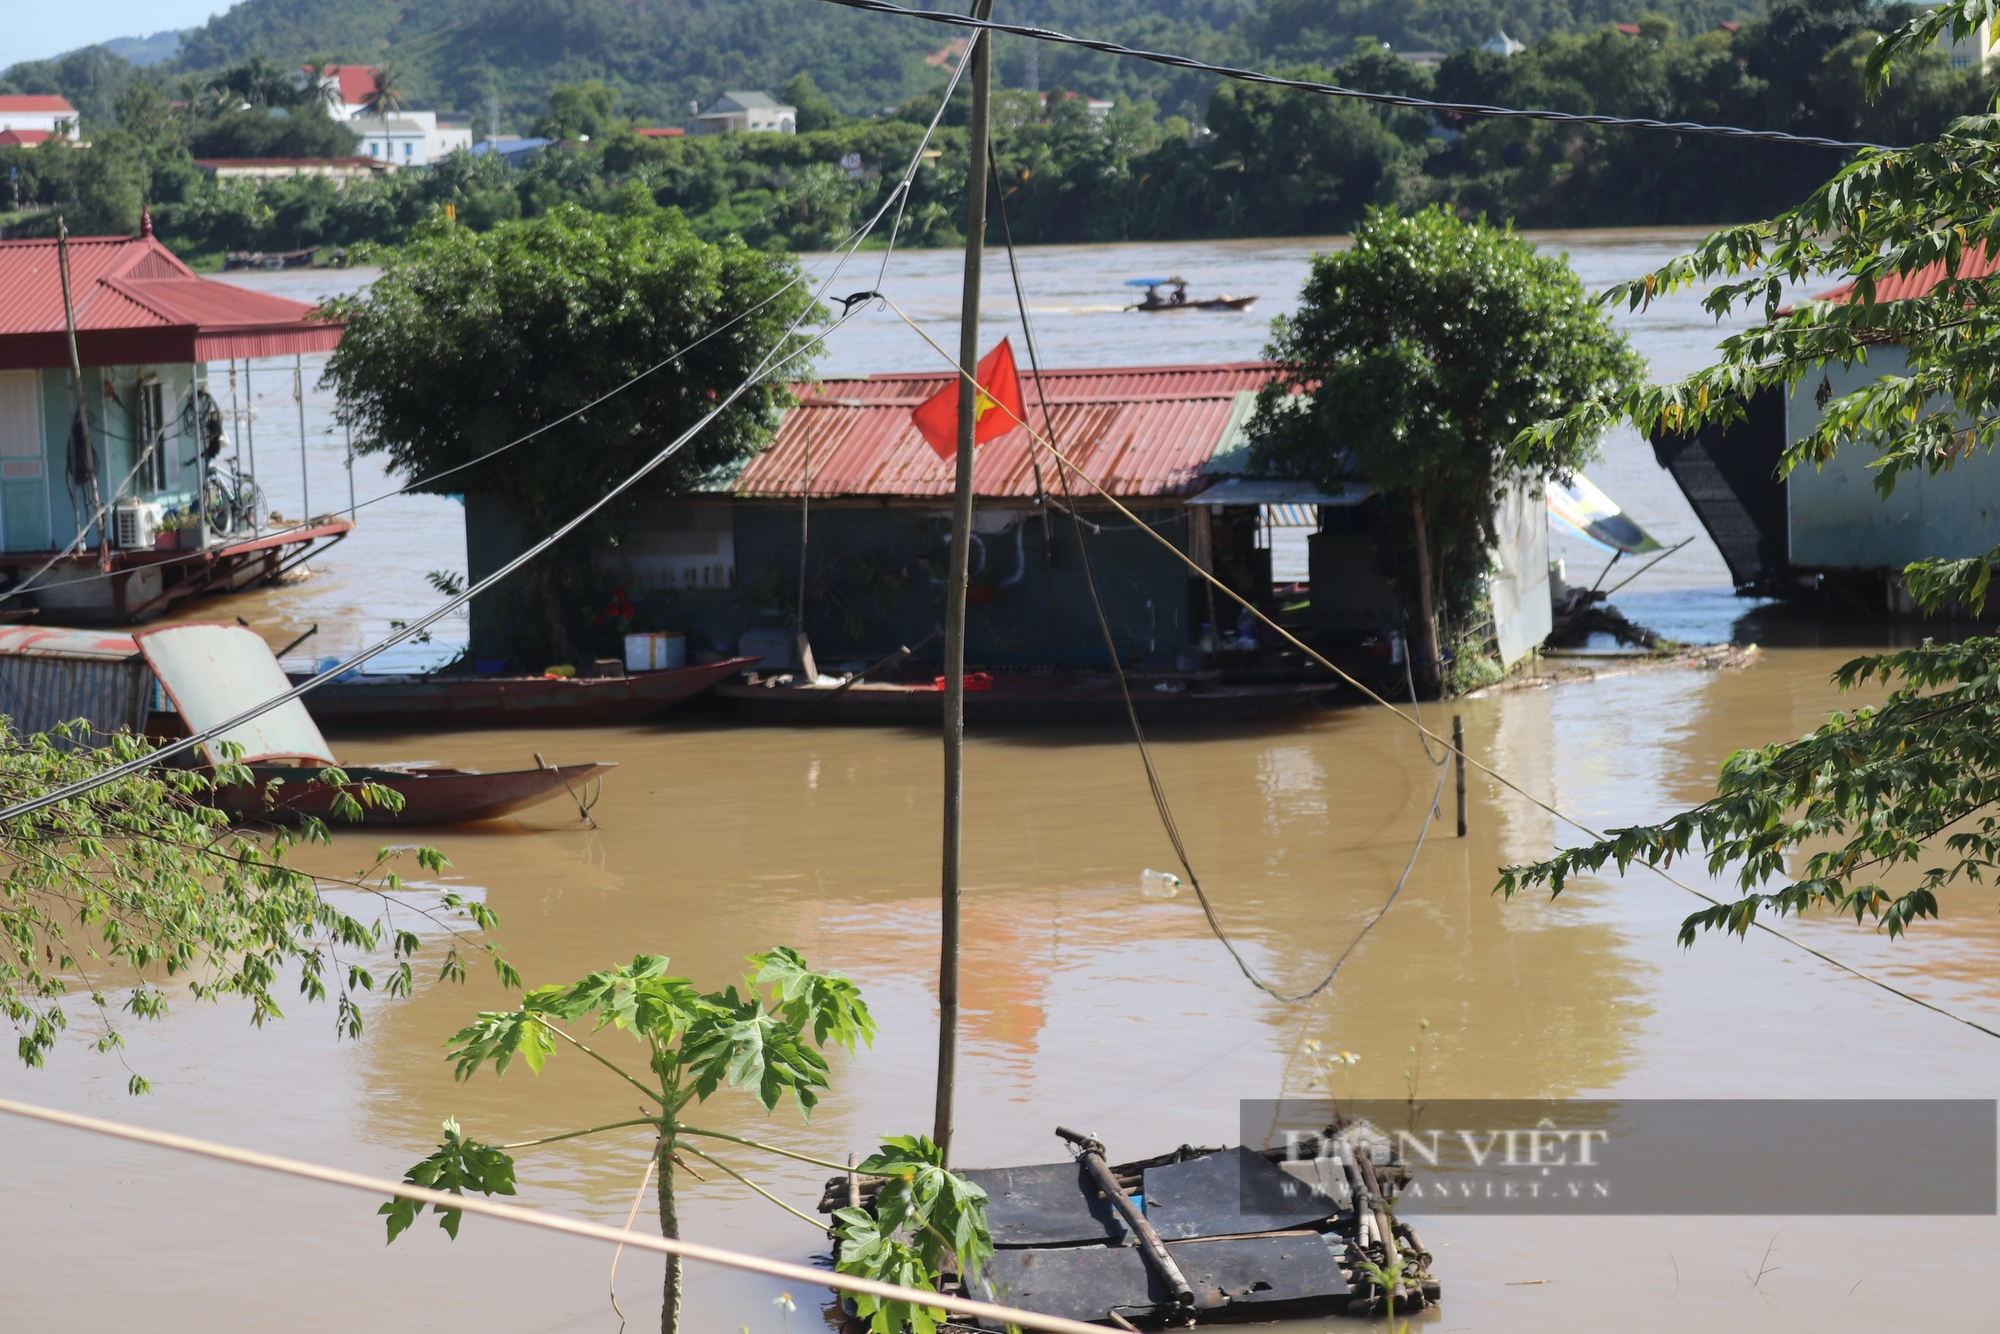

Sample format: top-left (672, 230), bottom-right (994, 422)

top-left (821, 1126), bottom-right (1438, 1329)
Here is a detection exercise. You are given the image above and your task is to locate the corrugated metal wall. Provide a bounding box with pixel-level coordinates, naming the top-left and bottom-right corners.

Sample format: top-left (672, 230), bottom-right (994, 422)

top-left (0, 655), bottom-right (151, 747)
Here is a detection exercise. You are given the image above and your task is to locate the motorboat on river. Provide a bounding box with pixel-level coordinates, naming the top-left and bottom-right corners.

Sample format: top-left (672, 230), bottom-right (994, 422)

top-left (1125, 276), bottom-right (1258, 312)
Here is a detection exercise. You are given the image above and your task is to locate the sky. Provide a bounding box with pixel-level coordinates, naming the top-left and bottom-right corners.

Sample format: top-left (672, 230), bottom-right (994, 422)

top-left (3, 4), bottom-right (221, 71)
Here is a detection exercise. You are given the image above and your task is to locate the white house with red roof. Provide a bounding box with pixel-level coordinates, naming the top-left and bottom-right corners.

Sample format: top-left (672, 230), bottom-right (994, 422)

top-left (0, 219), bottom-right (350, 620)
top-left (0, 95), bottom-right (81, 145)
top-left (308, 65), bottom-right (473, 164)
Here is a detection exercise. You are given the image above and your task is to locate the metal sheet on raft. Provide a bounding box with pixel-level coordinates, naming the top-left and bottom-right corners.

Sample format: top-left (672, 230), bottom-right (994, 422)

top-left (132, 622), bottom-right (337, 766)
top-left (968, 1234), bottom-right (1352, 1326)
top-left (0, 653), bottom-right (150, 747)
top-left (1141, 1146), bottom-right (1341, 1240)
top-left (957, 1161), bottom-right (1125, 1247)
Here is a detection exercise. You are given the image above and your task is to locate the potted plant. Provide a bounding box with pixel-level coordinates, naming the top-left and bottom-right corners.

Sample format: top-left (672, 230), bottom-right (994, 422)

top-left (154, 510), bottom-right (182, 551)
top-left (179, 505), bottom-right (205, 550)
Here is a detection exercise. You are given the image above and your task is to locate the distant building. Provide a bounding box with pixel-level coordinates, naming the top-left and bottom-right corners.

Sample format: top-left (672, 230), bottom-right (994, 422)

top-left (0, 95), bottom-right (81, 142)
top-left (1395, 52), bottom-right (1448, 70)
top-left (688, 92), bottom-right (796, 135)
top-left (1037, 90), bottom-right (1115, 123)
top-left (471, 137), bottom-right (552, 167)
top-left (306, 66), bottom-right (475, 163)
top-left (1933, 11), bottom-right (1996, 69)
top-left (1482, 30), bottom-right (1526, 56)
top-left (633, 127), bottom-right (686, 139)
top-left (193, 157), bottom-right (394, 182)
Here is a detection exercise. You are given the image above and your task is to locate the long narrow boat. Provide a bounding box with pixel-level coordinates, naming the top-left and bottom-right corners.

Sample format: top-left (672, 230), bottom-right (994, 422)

top-left (717, 672), bottom-right (1336, 726)
top-left (216, 760), bottom-right (616, 825)
top-left (285, 656), bottom-right (759, 728)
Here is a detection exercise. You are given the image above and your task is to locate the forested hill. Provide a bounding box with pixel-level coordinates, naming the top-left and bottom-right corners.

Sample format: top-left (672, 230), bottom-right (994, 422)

top-left (11, 0), bottom-right (1765, 129)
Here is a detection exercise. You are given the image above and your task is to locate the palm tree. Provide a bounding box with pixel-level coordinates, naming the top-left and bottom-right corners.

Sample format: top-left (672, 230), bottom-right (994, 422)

top-left (360, 64), bottom-right (409, 117)
top-left (299, 58), bottom-right (344, 116)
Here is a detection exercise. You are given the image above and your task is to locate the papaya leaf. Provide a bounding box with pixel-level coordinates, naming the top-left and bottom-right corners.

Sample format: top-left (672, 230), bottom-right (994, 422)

top-left (380, 1117), bottom-right (517, 1242)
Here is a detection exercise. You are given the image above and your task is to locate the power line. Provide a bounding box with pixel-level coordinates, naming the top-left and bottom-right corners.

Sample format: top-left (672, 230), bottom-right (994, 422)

top-left (0, 53), bottom-right (975, 827)
top-left (0, 1096), bottom-right (1112, 1334)
top-left (815, 0), bottom-right (1897, 152)
top-left (878, 294), bottom-right (2000, 1043)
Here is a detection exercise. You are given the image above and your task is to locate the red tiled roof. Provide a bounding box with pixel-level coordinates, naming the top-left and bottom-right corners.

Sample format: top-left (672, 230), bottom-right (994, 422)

top-left (193, 156), bottom-right (388, 169)
top-left (1614, 22), bottom-right (1642, 35)
top-left (1810, 246), bottom-right (2000, 305)
top-left (0, 95), bottom-right (75, 114)
top-left (634, 127), bottom-right (686, 137)
top-left (318, 65), bottom-right (380, 105)
top-left (736, 363), bottom-right (1281, 500)
top-left (0, 129), bottom-right (52, 146)
top-left (0, 232), bottom-right (342, 370)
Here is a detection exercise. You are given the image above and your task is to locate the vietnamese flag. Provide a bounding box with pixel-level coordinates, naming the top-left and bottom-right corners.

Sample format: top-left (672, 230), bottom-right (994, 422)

top-left (910, 337), bottom-right (1027, 461)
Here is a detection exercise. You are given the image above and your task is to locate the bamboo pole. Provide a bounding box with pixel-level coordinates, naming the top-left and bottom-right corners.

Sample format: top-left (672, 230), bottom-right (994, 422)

top-left (294, 353), bottom-right (310, 522)
top-left (934, 0), bottom-right (993, 1169)
top-left (1452, 714), bottom-right (1466, 837)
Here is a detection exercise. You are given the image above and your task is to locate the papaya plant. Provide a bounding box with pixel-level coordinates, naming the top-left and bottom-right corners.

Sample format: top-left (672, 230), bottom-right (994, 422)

top-left (380, 948), bottom-right (990, 1334)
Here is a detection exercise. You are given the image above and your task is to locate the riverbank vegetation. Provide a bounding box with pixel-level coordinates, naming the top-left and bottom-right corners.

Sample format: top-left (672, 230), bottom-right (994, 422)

top-left (0, 726), bottom-right (509, 1089)
top-left (4, 1), bottom-right (1990, 259)
top-left (323, 200), bottom-right (818, 665)
top-left (1251, 206), bottom-right (1641, 689)
top-left (1503, 0), bottom-right (2000, 942)
top-left (387, 947), bottom-right (989, 1334)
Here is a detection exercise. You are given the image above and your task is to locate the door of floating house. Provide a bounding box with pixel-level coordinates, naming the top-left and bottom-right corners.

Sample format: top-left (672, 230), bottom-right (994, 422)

top-left (0, 369), bottom-right (51, 552)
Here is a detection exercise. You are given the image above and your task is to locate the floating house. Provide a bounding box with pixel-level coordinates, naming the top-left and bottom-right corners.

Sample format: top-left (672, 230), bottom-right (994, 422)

top-left (467, 361), bottom-right (1549, 671)
top-left (0, 220), bottom-right (350, 622)
top-left (1652, 251), bottom-right (2000, 613)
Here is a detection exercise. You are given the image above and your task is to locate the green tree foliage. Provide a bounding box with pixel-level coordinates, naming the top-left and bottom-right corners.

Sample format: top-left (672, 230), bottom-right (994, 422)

top-left (0, 724), bottom-right (509, 1090)
top-left (383, 948), bottom-right (989, 1334)
top-left (323, 201), bottom-right (818, 662)
top-left (533, 79), bottom-right (625, 142)
top-left (1501, 0), bottom-right (2000, 941)
top-left (1250, 206), bottom-right (1641, 687)
top-left (1428, 1), bottom-right (1992, 227)
top-left (784, 72), bottom-right (843, 135)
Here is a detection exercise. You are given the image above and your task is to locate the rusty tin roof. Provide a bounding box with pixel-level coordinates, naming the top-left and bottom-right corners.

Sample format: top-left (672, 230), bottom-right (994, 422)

top-left (733, 362), bottom-right (1285, 501)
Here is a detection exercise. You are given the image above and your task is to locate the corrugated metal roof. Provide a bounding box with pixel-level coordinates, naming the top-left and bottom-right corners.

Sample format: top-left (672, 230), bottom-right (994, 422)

top-left (1810, 246), bottom-right (2000, 305)
top-left (0, 626), bottom-right (140, 661)
top-left (735, 363), bottom-right (1287, 500)
top-left (0, 654), bottom-right (150, 746)
top-left (0, 233), bottom-right (342, 370)
top-left (134, 622), bottom-right (336, 766)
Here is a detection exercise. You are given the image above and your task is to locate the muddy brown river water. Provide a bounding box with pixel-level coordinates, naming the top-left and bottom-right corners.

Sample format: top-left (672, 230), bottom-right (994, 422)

top-left (1, 231), bottom-right (1995, 1332)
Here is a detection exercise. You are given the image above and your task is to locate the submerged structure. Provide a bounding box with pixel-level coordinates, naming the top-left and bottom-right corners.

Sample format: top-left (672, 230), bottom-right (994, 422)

top-left (0, 222), bottom-right (350, 622)
top-left (1652, 251), bottom-right (2000, 614)
top-left (465, 360), bottom-right (1549, 675)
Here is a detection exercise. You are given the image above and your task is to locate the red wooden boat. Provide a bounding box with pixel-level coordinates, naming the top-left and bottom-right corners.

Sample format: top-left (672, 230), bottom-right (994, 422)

top-left (717, 671), bottom-right (1336, 726)
top-left (285, 656), bottom-right (759, 728)
top-left (216, 760), bottom-right (617, 825)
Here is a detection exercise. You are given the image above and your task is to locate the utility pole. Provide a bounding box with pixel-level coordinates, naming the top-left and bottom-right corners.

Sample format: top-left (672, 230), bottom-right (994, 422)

top-left (934, 0), bottom-right (993, 1170)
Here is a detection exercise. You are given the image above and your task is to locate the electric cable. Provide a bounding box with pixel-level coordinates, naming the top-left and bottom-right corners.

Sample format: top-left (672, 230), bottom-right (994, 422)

top-left (0, 1096), bottom-right (1114, 1334)
top-left (0, 64), bottom-right (983, 826)
top-left (990, 175), bottom-right (1439, 1005)
top-left (812, 0), bottom-right (1900, 152)
top-left (879, 293), bottom-right (2000, 1041)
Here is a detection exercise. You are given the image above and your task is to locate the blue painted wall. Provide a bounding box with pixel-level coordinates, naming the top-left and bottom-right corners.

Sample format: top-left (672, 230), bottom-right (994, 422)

top-left (1786, 348), bottom-right (2000, 568)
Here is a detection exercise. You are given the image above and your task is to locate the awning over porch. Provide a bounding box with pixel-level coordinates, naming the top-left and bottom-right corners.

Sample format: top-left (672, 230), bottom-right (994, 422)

top-left (0, 221), bottom-right (342, 369)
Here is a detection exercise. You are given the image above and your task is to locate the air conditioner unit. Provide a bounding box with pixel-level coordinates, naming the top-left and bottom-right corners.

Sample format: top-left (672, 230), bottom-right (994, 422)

top-left (114, 501), bottom-right (164, 551)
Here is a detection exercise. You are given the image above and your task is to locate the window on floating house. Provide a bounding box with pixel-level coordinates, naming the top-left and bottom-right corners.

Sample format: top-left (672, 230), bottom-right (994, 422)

top-left (138, 377), bottom-right (168, 491)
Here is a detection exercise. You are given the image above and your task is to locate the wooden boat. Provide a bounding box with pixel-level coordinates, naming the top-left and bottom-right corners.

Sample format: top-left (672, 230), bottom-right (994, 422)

top-left (818, 1131), bottom-right (1438, 1328)
top-left (285, 656), bottom-right (759, 728)
top-left (717, 671), bottom-right (1336, 726)
top-left (215, 760), bottom-right (616, 825)
top-left (1124, 277), bottom-right (1258, 312)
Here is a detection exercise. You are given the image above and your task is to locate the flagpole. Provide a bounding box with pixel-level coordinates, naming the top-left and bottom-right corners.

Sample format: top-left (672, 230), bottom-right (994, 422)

top-left (934, 0), bottom-right (993, 1170)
